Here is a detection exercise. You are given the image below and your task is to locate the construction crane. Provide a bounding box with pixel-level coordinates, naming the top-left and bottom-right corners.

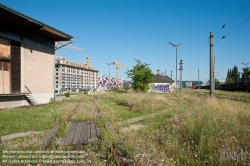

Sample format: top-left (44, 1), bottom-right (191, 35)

top-left (86, 54), bottom-right (91, 65)
top-left (214, 70), bottom-right (227, 80)
top-left (111, 58), bottom-right (127, 87)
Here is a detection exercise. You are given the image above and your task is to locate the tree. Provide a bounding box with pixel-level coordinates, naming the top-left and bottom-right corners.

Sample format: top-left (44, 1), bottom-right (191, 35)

top-left (126, 59), bottom-right (154, 92)
top-left (226, 66), bottom-right (240, 83)
top-left (215, 78), bottom-right (220, 84)
top-left (225, 77), bottom-right (234, 83)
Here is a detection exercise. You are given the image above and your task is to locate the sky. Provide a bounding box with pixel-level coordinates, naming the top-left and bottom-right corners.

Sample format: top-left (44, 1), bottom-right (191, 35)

top-left (1, 0), bottom-right (250, 83)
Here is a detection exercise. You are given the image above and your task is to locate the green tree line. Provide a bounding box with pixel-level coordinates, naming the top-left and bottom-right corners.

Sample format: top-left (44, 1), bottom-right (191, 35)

top-left (226, 65), bottom-right (250, 83)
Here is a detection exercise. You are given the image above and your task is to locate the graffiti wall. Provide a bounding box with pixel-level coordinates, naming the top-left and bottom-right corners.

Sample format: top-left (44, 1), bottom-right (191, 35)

top-left (98, 75), bottom-right (123, 88)
top-left (150, 83), bottom-right (170, 93)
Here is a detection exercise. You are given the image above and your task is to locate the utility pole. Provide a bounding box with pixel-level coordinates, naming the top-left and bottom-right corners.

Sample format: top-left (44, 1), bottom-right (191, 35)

top-left (241, 62), bottom-right (249, 91)
top-left (198, 68), bottom-right (200, 89)
top-left (171, 70), bottom-right (172, 79)
top-left (179, 59), bottom-right (183, 93)
top-left (209, 32), bottom-right (214, 98)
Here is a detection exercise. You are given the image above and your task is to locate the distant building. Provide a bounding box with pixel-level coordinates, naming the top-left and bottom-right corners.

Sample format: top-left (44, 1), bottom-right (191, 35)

top-left (96, 75), bottom-right (124, 91)
top-left (55, 56), bottom-right (99, 93)
top-left (150, 70), bottom-right (175, 93)
top-left (0, 3), bottom-right (73, 108)
top-left (177, 81), bottom-right (203, 88)
top-left (123, 80), bottom-right (132, 88)
top-left (205, 79), bottom-right (225, 85)
top-left (219, 79), bottom-right (225, 84)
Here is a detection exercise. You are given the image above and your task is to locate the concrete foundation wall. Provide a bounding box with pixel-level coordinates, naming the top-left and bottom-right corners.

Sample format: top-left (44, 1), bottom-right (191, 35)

top-left (0, 92), bottom-right (53, 109)
top-left (0, 96), bottom-right (29, 109)
top-left (32, 92), bottom-right (53, 104)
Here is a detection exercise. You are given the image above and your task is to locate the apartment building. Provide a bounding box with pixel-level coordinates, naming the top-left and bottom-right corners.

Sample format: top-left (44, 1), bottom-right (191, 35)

top-left (55, 56), bottom-right (99, 93)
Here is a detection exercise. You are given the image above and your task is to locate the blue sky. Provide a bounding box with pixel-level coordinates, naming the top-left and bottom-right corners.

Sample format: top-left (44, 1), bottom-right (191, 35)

top-left (1, 0), bottom-right (250, 82)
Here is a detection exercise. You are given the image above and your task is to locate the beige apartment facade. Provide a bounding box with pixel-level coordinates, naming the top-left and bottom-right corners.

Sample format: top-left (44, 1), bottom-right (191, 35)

top-left (55, 56), bottom-right (99, 93)
top-left (0, 3), bottom-right (73, 108)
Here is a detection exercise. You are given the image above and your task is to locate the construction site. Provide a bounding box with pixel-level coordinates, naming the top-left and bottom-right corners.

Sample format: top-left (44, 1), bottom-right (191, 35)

top-left (55, 55), bottom-right (99, 93)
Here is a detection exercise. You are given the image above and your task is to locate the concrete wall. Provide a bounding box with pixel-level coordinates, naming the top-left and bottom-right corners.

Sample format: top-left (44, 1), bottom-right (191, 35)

top-left (0, 96), bottom-right (29, 109)
top-left (32, 93), bottom-right (53, 104)
top-left (98, 75), bottom-right (123, 88)
top-left (150, 83), bottom-right (174, 93)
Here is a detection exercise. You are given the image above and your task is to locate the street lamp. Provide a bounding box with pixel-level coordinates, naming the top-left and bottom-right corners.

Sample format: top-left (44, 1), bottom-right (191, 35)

top-left (169, 42), bottom-right (184, 92)
top-left (105, 63), bottom-right (112, 78)
top-left (105, 63), bottom-right (112, 88)
top-left (241, 62), bottom-right (249, 91)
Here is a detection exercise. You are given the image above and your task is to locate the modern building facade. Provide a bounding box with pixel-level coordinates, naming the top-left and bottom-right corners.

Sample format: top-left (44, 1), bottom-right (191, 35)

top-left (97, 75), bottom-right (123, 88)
top-left (0, 3), bottom-right (73, 108)
top-left (55, 56), bottom-right (99, 93)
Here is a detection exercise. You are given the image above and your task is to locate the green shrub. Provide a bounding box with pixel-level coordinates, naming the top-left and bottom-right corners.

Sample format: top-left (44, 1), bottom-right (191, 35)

top-left (64, 92), bottom-right (70, 97)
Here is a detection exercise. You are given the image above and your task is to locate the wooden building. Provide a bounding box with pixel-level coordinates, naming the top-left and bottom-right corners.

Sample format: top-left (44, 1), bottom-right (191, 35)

top-left (0, 3), bottom-right (73, 108)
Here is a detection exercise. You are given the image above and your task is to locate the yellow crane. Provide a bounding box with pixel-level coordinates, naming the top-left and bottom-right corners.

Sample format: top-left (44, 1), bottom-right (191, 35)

top-left (111, 58), bottom-right (127, 87)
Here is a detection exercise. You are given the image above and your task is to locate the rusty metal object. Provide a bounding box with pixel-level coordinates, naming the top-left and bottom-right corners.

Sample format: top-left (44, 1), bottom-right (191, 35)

top-left (111, 145), bottom-right (121, 166)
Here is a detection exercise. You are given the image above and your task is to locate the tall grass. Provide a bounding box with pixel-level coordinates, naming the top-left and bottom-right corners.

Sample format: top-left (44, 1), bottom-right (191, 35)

top-left (102, 92), bottom-right (171, 113)
top-left (1, 91), bottom-right (249, 165)
top-left (131, 95), bottom-right (250, 165)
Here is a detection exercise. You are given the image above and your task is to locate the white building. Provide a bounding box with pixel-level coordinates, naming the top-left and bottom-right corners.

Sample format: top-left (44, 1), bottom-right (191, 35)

top-left (150, 70), bottom-right (175, 93)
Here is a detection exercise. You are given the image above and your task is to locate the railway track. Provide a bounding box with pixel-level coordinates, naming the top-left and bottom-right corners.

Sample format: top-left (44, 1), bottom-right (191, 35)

top-left (33, 102), bottom-right (82, 165)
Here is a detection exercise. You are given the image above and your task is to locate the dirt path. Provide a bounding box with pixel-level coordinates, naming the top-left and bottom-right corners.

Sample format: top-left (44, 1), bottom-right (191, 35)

top-left (116, 109), bottom-right (168, 126)
top-left (1, 131), bottom-right (42, 141)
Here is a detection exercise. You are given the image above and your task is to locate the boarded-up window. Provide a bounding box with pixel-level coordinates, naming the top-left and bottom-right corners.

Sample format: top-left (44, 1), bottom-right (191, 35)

top-left (0, 61), bottom-right (11, 94)
top-left (0, 37), bottom-right (10, 59)
top-left (11, 41), bottom-right (21, 94)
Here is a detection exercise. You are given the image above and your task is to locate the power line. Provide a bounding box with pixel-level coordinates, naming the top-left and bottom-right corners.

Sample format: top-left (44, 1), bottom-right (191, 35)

top-left (215, 16), bottom-right (250, 44)
top-left (214, 1), bottom-right (250, 35)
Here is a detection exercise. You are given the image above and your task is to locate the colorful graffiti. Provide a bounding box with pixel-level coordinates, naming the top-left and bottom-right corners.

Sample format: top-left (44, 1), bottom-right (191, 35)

top-left (151, 84), bottom-right (170, 93)
top-left (98, 75), bottom-right (123, 88)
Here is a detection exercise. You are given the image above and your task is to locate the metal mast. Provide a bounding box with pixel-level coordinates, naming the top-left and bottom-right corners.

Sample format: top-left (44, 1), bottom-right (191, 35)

top-left (169, 42), bottom-right (184, 91)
